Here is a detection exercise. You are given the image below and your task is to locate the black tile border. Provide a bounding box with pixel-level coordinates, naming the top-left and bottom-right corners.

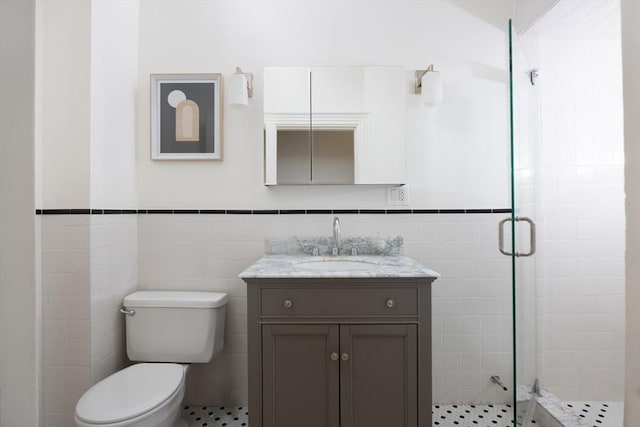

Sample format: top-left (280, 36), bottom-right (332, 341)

top-left (386, 209), bottom-right (412, 214)
top-left (466, 209), bottom-right (493, 214)
top-left (41, 209), bottom-right (73, 215)
top-left (37, 208), bottom-right (512, 215)
top-left (279, 209), bottom-right (306, 215)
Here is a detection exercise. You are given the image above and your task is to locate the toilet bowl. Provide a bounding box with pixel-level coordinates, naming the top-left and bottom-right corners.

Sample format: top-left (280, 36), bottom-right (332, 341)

top-left (75, 363), bottom-right (188, 427)
top-left (74, 291), bottom-right (228, 427)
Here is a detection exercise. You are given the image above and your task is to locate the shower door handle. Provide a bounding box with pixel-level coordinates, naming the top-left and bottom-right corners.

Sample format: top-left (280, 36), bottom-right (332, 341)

top-left (498, 216), bottom-right (536, 257)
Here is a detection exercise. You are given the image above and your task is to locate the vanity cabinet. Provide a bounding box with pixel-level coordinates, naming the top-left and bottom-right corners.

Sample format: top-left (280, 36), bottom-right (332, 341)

top-left (244, 278), bottom-right (434, 427)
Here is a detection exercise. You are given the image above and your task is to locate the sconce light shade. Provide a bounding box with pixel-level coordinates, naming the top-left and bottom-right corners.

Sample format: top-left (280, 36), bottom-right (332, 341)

top-left (229, 67), bottom-right (253, 107)
top-left (229, 72), bottom-right (249, 107)
top-left (415, 65), bottom-right (443, 107)
top-left (421, 70), bottom-right (442, 106)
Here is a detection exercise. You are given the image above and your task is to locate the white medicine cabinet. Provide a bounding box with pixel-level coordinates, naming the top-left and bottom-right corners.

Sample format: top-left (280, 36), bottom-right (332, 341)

top-left (263, 66), bottom-right (407, 185)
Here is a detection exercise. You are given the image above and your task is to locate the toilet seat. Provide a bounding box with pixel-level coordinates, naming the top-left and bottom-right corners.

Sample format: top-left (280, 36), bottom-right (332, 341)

top-left (75, 363), bottom-right (184, 424)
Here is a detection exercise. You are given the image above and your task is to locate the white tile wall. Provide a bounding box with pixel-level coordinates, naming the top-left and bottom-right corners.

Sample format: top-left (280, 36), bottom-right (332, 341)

top-left (89, 215), bottom-right (137, 383)
top-left (137, 212), bottom-right (513, 406)
top-left (42, 215), bottom-right (91, 427)
top-left (536, 36), bottom-right (625, 401)
top-left (41, 214), bottom-right (137, 427)
top-left (42, 197), bottom-right (623, 411)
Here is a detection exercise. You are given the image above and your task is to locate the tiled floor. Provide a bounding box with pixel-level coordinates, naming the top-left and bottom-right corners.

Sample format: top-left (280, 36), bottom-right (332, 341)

top-left (183, 406), bottom-right (248, 427)
top-left (433, 404), bottom-right (519, 426)
top-left (184, 404), bottom-right (519, 426)
top-left (564, 401), bottom-right (624, 426)
top-left (183, 402), bottom-right (623, 426)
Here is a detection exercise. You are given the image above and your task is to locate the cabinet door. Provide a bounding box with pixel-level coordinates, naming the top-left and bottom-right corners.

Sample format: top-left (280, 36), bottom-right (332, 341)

top-left (262, 324), bottom-right (340, 427)
top-left (340, 324), bottom-right (417, 427)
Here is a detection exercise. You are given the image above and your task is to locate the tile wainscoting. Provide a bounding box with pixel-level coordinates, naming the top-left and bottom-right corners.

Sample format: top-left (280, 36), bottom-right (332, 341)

top-left (41, 215), bottom-right (137, 427)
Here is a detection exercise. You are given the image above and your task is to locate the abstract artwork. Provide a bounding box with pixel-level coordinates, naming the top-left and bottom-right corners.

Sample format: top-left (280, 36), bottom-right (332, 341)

top-left (151, 74), bottom-right (222, 160)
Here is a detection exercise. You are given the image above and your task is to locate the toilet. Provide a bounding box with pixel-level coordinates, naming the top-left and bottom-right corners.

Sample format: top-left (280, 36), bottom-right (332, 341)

top-left (74, 291), bottom-right (228, 427)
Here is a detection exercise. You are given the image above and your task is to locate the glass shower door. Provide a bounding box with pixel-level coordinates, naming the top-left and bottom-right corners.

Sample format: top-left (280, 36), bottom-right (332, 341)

top-left (507, 19), bottom-right (540, 427)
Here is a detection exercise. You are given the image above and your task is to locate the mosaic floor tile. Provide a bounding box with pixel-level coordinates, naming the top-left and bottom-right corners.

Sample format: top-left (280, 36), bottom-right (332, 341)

top-left (184, 401), bottom-right (622, 426)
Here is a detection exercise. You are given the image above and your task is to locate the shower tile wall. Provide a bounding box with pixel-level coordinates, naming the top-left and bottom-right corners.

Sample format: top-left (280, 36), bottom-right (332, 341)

top-left (537, 36), bottom-right (625, 401)
top-left (41, 214), bottom-right (137, 427)
top-left (136, 212), bottom-right (513, 406)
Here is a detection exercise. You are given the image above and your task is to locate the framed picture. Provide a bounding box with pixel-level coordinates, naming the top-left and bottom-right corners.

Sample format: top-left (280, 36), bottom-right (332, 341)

top-left (151, 73), bottom-right (222, 160)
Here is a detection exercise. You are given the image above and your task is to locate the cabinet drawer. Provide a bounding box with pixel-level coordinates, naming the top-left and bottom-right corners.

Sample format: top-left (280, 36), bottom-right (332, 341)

top-left (261, 288), bottom-right (418, 317)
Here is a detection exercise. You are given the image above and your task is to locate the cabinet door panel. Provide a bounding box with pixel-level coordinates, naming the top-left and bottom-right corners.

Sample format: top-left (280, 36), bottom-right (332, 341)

top-left (262, 324), bottom-right (340, 427)
top-left (340, 324), bottom-right (417, 427)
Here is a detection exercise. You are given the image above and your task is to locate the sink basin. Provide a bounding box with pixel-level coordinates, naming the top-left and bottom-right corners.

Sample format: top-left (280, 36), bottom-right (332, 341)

top-left (296, 258), bottom-right (381, 271)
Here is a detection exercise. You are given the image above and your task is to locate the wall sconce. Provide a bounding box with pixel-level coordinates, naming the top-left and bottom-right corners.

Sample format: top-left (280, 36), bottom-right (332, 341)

top-left (415, 64), bottom-right (442, 107)
top-left (228, 66), bottom-right (253, 107)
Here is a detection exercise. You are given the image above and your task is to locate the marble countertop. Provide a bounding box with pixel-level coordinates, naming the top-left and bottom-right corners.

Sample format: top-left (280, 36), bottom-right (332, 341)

top-left (238, 255), bottom-right (440, 279)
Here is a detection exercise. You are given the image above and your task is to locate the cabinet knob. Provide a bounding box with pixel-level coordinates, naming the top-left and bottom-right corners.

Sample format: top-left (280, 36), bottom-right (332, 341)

top-left (283, 299), bottom-right (293, 308)
top-left (341, 353), bottom-right (350, 361)
top-left (386, 299), bottom-right (395, 308)
top-left (330, 352), bottom-right (339, 361)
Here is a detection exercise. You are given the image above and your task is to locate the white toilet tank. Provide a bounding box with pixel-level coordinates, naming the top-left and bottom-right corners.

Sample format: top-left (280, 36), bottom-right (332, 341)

top-left (123, 291), bottom-right (228, 363)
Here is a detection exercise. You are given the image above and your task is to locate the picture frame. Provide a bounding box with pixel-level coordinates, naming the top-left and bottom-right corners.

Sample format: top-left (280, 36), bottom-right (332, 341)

top-left (150, 73), bottom-right (222, 160)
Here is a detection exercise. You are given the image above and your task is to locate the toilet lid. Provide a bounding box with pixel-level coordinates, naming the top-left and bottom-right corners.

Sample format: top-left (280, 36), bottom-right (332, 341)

top-left (75, 363), bottom-right (184, 424)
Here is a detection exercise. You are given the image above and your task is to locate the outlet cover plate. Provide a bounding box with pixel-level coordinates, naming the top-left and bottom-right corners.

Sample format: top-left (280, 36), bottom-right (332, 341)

top-left (387, 186), bottom-right (409, 206)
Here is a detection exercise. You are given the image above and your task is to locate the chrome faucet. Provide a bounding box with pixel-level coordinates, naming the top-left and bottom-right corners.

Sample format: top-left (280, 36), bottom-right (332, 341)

top-left (332, 216), bottom-right (340, 256)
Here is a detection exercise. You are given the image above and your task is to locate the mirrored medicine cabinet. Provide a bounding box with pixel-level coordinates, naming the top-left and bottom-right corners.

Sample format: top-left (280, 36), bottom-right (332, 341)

top-left (263, 66), bottom-right (407, 185)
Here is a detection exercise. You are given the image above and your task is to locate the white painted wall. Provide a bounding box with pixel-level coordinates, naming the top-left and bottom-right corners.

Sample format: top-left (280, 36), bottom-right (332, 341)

top-left (136, 0), bottom-right (511, 210)
top-left (40, 0), bottom-right (91, 209)
top-left (0, 0), bottom-right (40, 425)
top-left (622, 0), bottom-right (640, 423)
top-left (90, 0), bottom-right (139, 209)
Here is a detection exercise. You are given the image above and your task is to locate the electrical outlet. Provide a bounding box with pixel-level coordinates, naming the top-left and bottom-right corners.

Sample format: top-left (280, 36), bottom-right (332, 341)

top-left (387, 186), bottom-right (409, 206)
top-left (398, 187), bottom-right (408, 203)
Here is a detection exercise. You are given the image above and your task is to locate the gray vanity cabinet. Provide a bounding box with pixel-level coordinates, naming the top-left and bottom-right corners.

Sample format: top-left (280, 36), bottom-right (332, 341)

top-left (245, 278), bottom-right (434, 427)
top-left (262, 324), bottom-right (340, 427)
top-left (339, 324), bottom-right (417, 427)
top-left (262, 323), bottom-right (416, 427)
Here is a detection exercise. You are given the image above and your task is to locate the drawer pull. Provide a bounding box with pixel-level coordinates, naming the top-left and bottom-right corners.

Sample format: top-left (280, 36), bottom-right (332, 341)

top-left (341, 353), bottom-right (350, 361)
top-left (386, 299), bottom-right (395, 308)
top-left (283, 299), bottom-right (293, 308)
top-left (330, 352), bottom-right (339, 361)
